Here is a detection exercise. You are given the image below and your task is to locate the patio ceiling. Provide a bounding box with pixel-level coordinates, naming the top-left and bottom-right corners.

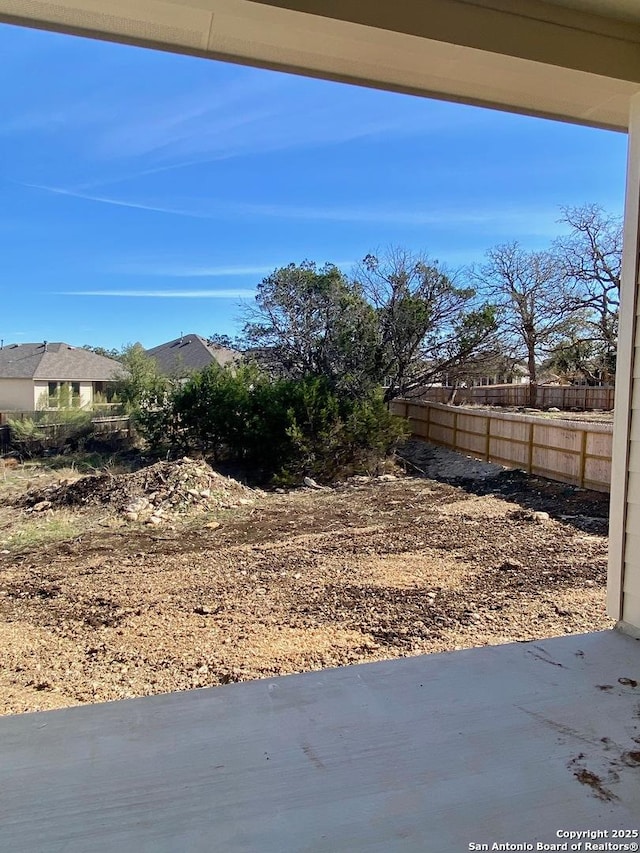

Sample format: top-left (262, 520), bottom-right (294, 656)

top-left (1, 0), bottom-right (640, 130)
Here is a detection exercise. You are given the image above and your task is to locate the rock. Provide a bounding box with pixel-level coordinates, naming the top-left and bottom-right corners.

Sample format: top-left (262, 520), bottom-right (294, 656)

top-left (194, 605), bottom-right (212, 615)
top-left (125, 497), bottom-right (150, 514)
top-left (533, 511), bottom-right (551, 524)
top-left (205, 521), bottom-right (222, 530)
top-left (200, 489), bottom-right (211, 499)
top-left (187, 489), bottom-right (200, 498)
top-left (499, 559), bottom-right (524, 571)
top-left (377, 474), bottom-right (397, 482)
top-left (548, 407), bottom-right (561, 413)
top-left (146, 516), bottom-right (162, 526)
top-left (237, 498), bottom-right (253, 506)
top-left (304, 477), bottom-right (323, 490)
top-left (124, 512), bottom-right (139, 523)
top-left (32, 500), bottom-right (52, 512)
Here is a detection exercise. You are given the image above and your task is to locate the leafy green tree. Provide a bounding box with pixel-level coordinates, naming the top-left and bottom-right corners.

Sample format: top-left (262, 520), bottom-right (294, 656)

top-left (243, 261), bottom-right (379, 397)
top-left (82, 345), bottom-right (123, 361)
top-left (115, 344), bottom-right (171, 416)
top-left (544, 337), bottom-right (609, 386)
top-left (244, 253), bottom-right (498, 402)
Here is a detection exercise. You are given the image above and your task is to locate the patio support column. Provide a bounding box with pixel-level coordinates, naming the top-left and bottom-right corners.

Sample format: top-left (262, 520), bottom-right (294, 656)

top-left (607, 92), bottom-right (640, 633)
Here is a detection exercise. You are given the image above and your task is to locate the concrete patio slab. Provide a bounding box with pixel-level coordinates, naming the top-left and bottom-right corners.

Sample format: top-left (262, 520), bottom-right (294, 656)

top-left (1, 630), bottom-right (639, 852)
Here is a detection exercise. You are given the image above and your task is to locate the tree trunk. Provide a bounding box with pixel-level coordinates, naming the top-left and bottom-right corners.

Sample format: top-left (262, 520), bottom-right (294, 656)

top-left (527, 349), bottom-right (538, 408)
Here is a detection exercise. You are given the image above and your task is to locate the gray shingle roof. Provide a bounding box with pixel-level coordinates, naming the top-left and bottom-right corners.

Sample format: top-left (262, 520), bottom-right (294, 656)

top-left (0, 343), bottom-right (123, 381)
top-left (145, 335), bottom-right (238, 377)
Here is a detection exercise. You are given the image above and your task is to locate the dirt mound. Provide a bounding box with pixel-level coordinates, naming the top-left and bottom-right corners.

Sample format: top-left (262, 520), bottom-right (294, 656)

top-left (19, 458), bottom-right (254, 523)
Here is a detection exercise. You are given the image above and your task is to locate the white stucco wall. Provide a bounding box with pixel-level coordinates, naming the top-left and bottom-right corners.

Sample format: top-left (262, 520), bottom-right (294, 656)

top-left (33, 381), bottom-right (49, 410)
top-left (79, 382), bottom-right (93, 408)
top-left (0, 379), bottom-right (39, 411)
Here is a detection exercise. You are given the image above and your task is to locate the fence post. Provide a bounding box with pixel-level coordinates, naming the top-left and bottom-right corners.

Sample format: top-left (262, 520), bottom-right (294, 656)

top-left (579, 429), bottom-right (588, 488)
top-left (485, 415), bottom-right (491, 461)
top-left (425, 403), bottom-right (431, 442)
top-left (452, 409), bottom-right (459, 450)
top-left (527, 422), bottom-right (534, 474)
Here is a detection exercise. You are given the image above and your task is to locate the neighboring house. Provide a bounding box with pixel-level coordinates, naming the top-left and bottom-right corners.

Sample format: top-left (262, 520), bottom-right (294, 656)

top-left (0, 342), bottom-right (122, 412)
top-left (145, 334), bottom-right (238, 379)
top-left (469, 364), bottom-right (531, 387)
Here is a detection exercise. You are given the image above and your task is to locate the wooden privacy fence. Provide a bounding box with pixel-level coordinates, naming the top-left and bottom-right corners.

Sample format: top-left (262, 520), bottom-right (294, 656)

top-left (90, 416), bottom-right (131, 438)
top-left (415, 384), bottom-right (615, 410)
top-left (390, 400), bottom-right (613, 492)
top-left (0, 415), bottom-right (131, 446)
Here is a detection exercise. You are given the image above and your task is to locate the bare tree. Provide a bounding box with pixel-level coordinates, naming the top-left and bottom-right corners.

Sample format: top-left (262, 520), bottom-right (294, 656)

top-left (553, 204), bottom-right (621, 383)
top-left (354, 247), bottom-right (499, 400)
top-left (473, 243), bottom-right (581, 407)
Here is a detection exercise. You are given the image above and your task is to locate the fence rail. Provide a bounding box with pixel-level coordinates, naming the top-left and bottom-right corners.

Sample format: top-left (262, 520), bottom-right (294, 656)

top-left (0, 406), bottom-right (125, 425)
top-left (413, 384), bottom-right (615, 410)
top-left (391, 399), bottom-right (613, 492)
top-left (90, 416), bottom-right (131, 437)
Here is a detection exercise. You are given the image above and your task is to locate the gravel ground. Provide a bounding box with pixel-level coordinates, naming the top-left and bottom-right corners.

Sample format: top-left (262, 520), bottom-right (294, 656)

top-left (0, 443), bottom-right (612, 716)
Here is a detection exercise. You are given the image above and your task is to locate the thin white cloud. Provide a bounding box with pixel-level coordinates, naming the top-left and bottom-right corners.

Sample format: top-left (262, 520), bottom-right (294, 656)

top-left (26, 181), bottom-right (560, 236)
top-left (111, 263), bottom-right (275, 278)
top-left (58, 289), bottom-right (255, 298)
top-left (85, 85), bottom-right (456, 182)
top-left (111, 259), bottom-right (357, 277)
top-left (1, 101), bottom-right (117, 138)
top-left (23, 183), bottom-right (209, 219)
top-left (223, 201), bottom-right (562, 235)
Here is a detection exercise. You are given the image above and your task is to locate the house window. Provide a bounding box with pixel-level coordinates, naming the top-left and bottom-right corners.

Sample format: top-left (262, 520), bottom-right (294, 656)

top-left (93, 381), bottom-right (117, 404)
top-left (48, 381), bottom-right (58, 407)
top-left (46, 382), bottom-right (81, 408)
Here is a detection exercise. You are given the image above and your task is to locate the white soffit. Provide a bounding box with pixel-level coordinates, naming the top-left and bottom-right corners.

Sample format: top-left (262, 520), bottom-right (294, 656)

top-left (1, 0), bottom-right (640, 130)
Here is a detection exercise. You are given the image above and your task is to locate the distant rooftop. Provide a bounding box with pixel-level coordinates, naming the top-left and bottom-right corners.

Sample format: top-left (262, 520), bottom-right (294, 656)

top-left (145, 335), bottom-right (238, 377)
top-left (0, 342), bottom-right (122, 381)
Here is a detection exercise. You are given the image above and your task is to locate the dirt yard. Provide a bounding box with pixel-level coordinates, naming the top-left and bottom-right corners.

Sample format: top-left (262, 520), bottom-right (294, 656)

top-left (0, 442), bottom-right (612, 716)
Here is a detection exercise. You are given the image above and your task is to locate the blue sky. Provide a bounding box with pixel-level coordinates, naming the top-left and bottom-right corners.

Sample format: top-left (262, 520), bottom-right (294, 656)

top-left (0, 22), bottom-right (629, 350)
